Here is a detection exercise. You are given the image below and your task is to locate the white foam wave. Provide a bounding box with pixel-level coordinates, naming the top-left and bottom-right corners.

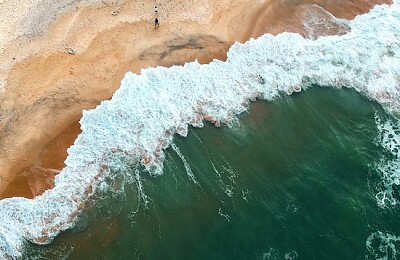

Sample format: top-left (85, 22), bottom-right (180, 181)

top-left (1, 2), bottom-right (400, 258)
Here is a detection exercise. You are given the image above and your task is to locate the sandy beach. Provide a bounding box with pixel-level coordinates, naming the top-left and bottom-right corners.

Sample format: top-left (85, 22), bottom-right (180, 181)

top-left (0, 0), bottom-right (392, 199)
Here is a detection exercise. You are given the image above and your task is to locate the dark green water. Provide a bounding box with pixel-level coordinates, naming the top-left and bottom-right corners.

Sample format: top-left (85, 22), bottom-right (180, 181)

top-left (26, 87), bottom-right (400, 259)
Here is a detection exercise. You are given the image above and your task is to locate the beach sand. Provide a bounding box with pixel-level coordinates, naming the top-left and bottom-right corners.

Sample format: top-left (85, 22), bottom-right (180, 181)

top-left (0, 0), bottom-right (392, 199)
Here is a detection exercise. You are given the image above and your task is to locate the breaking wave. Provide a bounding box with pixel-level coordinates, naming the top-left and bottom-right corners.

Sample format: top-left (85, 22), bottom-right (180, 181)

top-left (1, 2), bottom-right (400, 258)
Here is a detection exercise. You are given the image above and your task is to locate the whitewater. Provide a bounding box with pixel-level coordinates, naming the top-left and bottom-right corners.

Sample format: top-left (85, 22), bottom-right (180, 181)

top-left (1, 2), bottom-right (400, 258)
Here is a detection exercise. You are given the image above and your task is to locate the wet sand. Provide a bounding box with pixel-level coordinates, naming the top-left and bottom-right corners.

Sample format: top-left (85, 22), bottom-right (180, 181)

top-left (0, 0), bottom-right (392, 199)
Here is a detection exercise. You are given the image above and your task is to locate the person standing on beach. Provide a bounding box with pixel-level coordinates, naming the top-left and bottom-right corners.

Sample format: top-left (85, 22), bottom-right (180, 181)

top-left (154, 5), bottom-right (159, 29)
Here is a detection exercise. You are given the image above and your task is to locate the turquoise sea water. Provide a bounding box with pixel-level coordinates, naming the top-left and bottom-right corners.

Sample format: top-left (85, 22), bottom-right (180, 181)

top-left (25, 87), bottom-right (400, 259)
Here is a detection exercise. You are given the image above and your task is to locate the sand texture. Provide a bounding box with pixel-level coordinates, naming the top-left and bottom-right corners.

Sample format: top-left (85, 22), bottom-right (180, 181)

top-left (0, 0), bottom-right (392, 198)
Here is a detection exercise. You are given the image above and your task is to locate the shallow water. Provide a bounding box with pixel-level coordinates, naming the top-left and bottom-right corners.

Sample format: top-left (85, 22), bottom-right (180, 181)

top-left (24, 87), bottom-right (400, 259)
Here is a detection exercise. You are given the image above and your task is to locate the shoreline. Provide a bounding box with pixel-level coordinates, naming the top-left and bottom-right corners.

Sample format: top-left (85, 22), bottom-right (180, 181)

top-left (0, 0), bottom-right (264, 198)
top-left (0, 1), bottom-right (398, 257)
top-left (0, 0), bottom-right (392, 198)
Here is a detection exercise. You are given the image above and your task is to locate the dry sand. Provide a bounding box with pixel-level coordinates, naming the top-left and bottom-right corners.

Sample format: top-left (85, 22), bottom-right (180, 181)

top-left (0, 0), bottom-right (392, 199)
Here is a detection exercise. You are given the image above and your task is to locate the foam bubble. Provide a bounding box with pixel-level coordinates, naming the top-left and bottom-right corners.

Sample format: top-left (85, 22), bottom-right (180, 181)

top-left (284, 250), bottom-right (298, 260)
top-left (366, 231), bottom-right (400, 259)
top-left (1, 2), bottom-right (400, 258)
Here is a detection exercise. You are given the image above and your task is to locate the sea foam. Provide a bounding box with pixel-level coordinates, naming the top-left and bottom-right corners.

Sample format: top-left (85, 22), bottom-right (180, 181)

top-left (374, 114), bottom-right (400, 207)
top-left (1, 2), bottom-right (400, 258)
top-left (366, 231), bottom-right (400, 259)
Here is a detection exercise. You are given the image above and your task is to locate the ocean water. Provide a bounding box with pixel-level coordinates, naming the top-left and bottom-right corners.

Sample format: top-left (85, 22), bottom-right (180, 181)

top-left (22, 87), bottom-right (400, 259)
top-left (1, 2), bottom-right (400, 259)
